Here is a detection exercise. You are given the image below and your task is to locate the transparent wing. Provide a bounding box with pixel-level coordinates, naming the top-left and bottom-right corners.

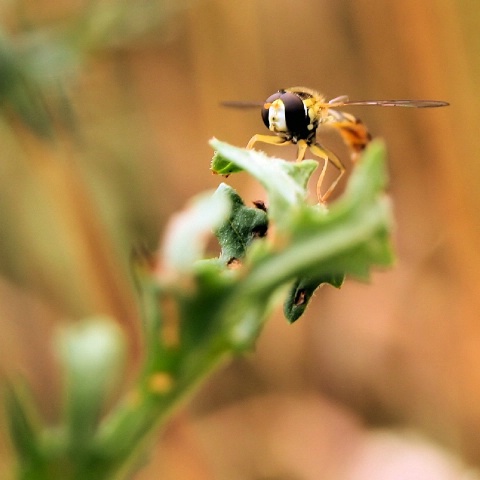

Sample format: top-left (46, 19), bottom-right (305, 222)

top-left (328, 99), bottom-right (450, 108)
top-left (220, 100), bottom-right (264, 109)
top-left (221, 98), bottom-right (450, 109)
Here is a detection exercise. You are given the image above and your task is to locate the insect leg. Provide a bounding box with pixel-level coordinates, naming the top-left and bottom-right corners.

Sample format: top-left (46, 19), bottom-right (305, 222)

top-left (309, 142), bottom-right (345, 203)
top-left (247, 134), bottom-right (291, 150)
top-left (326, 110), bottom-right (372, 161)
top-left (296, 139), bottom-right (308, 162)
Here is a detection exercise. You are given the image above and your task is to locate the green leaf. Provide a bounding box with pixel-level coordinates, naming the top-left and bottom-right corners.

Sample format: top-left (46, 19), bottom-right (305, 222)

top-left (210, 138), bottom-right (318, 223)
top-left (284, 273), bottom-right (345, 323)
top-left (4, 381), bottom-right (47, 477)
top-left (210, 151), bottom-right (244, 175)
top-left (286, 140), bottom-right (394, 280)
top-left (0, 31), bottom-right (54, 138)
top-left (161, 189), bottom-right (231, 274)
top-left (218, 139), bottom-right (394, 323)
top-left (214, 183), bottom-right (268, 263)
top-left (56, 316), bottom-right (126, 452)
top-left (342, 139), bottom-right (388, 204)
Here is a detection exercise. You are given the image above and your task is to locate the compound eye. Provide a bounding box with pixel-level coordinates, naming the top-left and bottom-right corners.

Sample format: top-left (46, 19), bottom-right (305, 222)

top-left (261, 92), bottom-right (283, 128)
top-left (279, 92), bottom-right (308, 134)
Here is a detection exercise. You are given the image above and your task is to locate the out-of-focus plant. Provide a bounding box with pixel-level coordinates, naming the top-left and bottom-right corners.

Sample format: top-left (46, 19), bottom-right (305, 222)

top-left (5, 137), bottom-right (393, 479)
top-left (0, 3), bottom-right (395, 478)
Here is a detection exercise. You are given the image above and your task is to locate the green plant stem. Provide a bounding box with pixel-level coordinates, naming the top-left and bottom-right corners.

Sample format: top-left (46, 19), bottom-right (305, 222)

top-left (90, 343), bottom-right (231, 479)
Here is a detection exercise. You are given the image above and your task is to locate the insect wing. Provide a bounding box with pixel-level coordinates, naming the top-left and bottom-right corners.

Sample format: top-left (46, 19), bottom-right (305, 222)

top-left (220, 100), bottom-right (264, 109)
top-left (222, 98), bottom-right (449, 109)
top-left (335, 99), bottom-right (449, 108)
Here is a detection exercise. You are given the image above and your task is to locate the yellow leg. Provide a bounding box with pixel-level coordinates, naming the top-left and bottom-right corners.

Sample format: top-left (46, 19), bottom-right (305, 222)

top-left (309, 142), bottom-right (346, 203)
top-left (247, 134), bottom-right (291, 150)
top-left (308, 145), bottom-right (329, 200)
top-left (246, 135), bottom-right (345, 203)
top-left (296, 139), bottom-right (308, 162)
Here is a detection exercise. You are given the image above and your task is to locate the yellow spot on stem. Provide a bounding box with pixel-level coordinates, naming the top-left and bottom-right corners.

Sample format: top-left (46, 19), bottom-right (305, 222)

top-left (159, 295), bottom-right (180, 347)
top-left (149, 372), bottom-right (174, 394)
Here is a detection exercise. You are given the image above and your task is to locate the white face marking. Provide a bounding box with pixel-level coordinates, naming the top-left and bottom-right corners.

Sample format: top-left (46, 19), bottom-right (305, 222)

top-left (268, 99), bottom-right (288, 132)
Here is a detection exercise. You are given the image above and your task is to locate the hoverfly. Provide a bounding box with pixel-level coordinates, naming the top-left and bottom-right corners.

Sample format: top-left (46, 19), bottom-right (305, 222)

top-left (222, 86), bottom-right (449, 202)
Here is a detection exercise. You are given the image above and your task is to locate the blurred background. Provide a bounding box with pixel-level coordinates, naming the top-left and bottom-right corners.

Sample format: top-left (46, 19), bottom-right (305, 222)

top-left (1, 0), bottom-right (480, 478)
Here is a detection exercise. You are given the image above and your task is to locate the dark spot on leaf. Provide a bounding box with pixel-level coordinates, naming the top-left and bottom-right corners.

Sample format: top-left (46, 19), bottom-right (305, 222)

top-left (252, 200), bottom-right (268, 212)
top-left (251, 223), bottom-right (268, 238)
top-left (293, 288), bottom-right (307, 306)
top-left (227, 257), bottom-right (242, 269)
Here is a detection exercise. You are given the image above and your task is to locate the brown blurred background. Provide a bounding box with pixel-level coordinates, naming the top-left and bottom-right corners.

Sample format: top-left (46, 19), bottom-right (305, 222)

top-left (1, 0), bottom-right (480, 478)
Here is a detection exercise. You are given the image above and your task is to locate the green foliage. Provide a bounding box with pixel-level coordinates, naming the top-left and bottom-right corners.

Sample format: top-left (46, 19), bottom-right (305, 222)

top-left (4, 137), bottom-right (394, 478)
top-left (211, 141), bottom-right (318, 223)
top-left (214, 183), bottom-right (269, 263)
top-left (283, 273), bottom-right (345, 323)
top-left (5, 136), bottom-right (394, 479)
top-left (211, 139), bottom-right (393, 322)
